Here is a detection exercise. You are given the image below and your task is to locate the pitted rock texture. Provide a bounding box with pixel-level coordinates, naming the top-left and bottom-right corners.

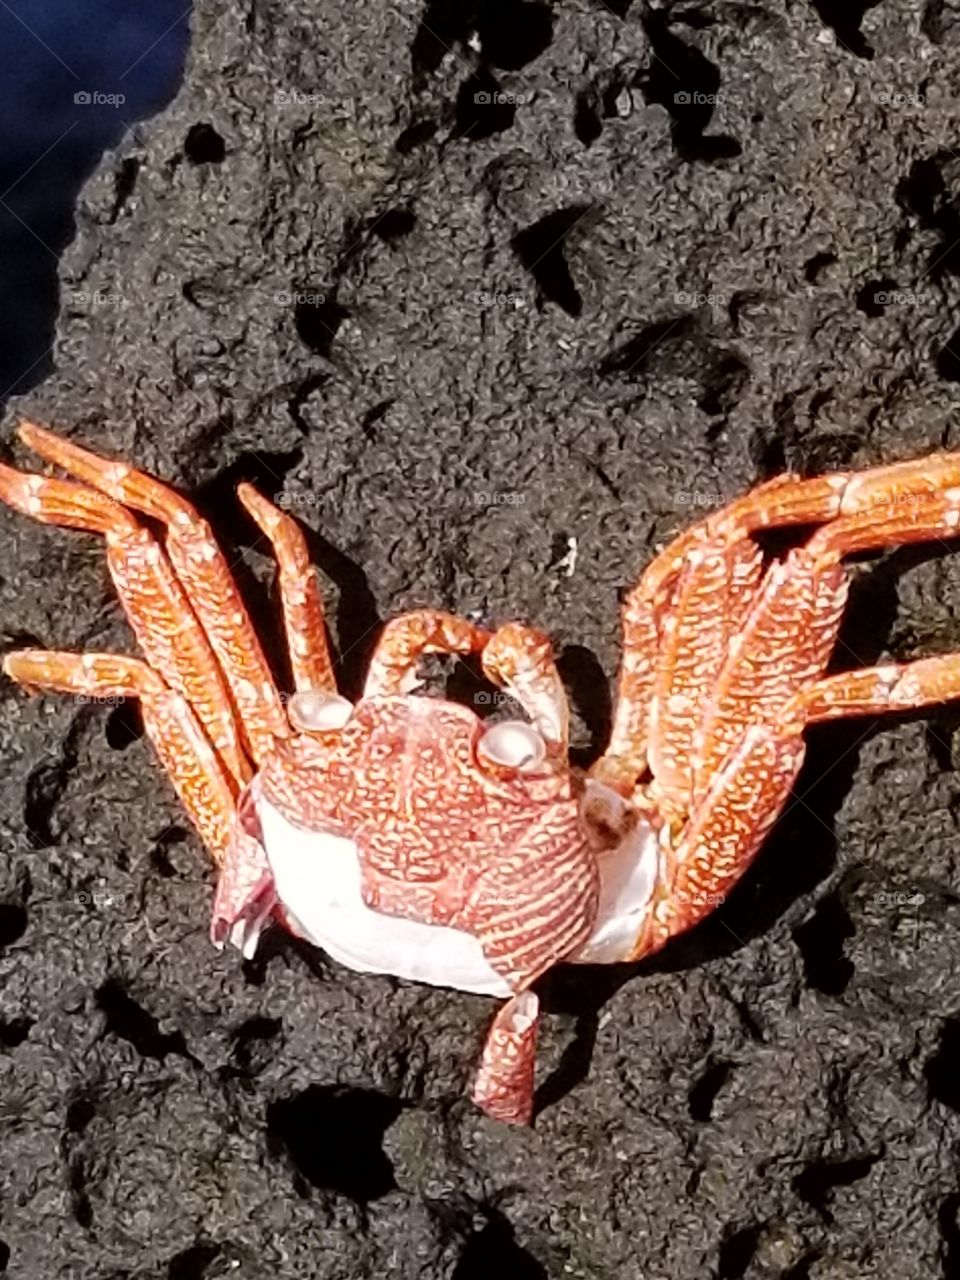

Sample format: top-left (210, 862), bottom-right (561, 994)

top-left (3, 2), bottom-right (960, 1277)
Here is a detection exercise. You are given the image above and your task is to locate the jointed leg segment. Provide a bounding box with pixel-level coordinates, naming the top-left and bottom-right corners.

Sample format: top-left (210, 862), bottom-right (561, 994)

top-left (236, 483), bottom-right (336, 698)
top-left (17, 422), bottom-right (290, 765)
top-left (0, 422), bottom-right (342, 870)
top-left (4, 650), bottom-right (237, 864)
top-left (0, 463), bottom-right (251, 787)
top-left (596, 451), bottom-right (960, 804)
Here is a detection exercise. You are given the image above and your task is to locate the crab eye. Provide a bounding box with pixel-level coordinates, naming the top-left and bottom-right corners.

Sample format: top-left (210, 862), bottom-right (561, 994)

top-left (288, 691), bottom-right (353, 733)
top-left (477, 720), bottom-right (547, 772)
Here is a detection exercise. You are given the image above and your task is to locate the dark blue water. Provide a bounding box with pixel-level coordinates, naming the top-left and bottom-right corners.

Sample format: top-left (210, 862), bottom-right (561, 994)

top-left (0, 2), bottom-right (191, 401)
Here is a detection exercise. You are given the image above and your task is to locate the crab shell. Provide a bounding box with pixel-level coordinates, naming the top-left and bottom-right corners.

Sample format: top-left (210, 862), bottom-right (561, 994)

top-left (235, 693), bottom-right (661, 993)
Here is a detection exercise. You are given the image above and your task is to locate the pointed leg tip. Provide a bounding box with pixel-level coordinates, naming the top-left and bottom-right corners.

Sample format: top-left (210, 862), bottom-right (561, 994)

top-left (3, 651), bottom-right (38, 681)
top-left (17, 420), bottom-right (48, 447)
top-left (236, 482), bottom-right (280, 530)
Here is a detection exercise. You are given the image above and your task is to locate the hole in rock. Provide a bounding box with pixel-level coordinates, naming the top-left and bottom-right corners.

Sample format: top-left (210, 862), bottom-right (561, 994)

top-left (926, 1019), bottom-right (960, 1111)
top-left (717, 1223), bottom-right (762, 1278)
top-left (369, 207), bottom-right (417, 240)
top-left (453, 1211), bottom-right (547, 1279)
top-left (455, 71), bottom-right (518, 139)
top-left (792, 895), bottom-right (855, 995)
top-left (808, 0), bottom-right (879, 59)
top-left (294, 294), bottom-right (349, 357)
top-left (689, 1059), bottom-right (733, 1121)
top-left (95, 978), bottom-right (193, 1062)
top-left (855, 278), bottom-right (898, 317)
top-left (513, 206), bottom-right (590, 316)
top-left (476, 0), bottom-right (553, 70)
top-left (267, 1084), bottom-right (401, 1201)
top-left (794, 1153), bottom-right (881, 1220)
top-left (938, 326), bottom-right (960, 382)
top-left (0, 903), bottom-right (26, 950)
top-left (167, 1242), bottom-right (222, 1280)
top-left (0, 1016), bottom-right (32, 1048)
top-left (105, 700), bottom-right (144, 750)
top-left (184, 122), bottom-right (226, 164)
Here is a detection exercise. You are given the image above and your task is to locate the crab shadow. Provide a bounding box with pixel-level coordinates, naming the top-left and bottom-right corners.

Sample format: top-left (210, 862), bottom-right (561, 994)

top-left (535, 541), bottom-right (957, 1117)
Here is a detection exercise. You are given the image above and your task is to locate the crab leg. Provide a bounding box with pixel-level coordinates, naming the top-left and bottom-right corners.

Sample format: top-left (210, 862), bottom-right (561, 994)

top-left (693, 484), bottom-right (960, 796)
top-left (632, 648), bottom-right (960, 961)
top-left (3, 650), bottom-right (237, 863)
top-left (796, 654), bottom-right (960, 722)
top-left (16, 422), bottom-right (289, 764)
top-left (235, 483), bottom-right (336, 697)
top-left (632, 717), bottom-right (807, 959)
top-left (363, 610), bottom-right (492, 697)
top-left (480, 622), bottom-right (568, 748)
top-left (0, 464), bottom-right (250, 787)
top-left (596, 475), bottom-right (833, 793)
top-left (465, 799), bottom-right (599, 1123)
top-left (364, 610), bottom-right (569, 747)
top-left (597, 452), bottom-right (960, 802)
top-left (472, 991), bottom-right (540, 1125)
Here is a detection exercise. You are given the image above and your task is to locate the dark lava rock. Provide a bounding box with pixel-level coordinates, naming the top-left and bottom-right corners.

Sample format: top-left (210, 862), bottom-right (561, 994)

top-left (2, 2), bottom-right (960, 1277)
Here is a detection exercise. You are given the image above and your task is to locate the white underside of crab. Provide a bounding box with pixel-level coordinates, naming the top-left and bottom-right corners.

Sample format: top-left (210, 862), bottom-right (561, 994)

top-left (257, 784), bottom-right (660, 998)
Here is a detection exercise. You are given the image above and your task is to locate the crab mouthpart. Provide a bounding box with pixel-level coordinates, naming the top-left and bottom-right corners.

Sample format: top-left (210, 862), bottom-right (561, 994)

top-left (574, 780), bottom-right (659, 964)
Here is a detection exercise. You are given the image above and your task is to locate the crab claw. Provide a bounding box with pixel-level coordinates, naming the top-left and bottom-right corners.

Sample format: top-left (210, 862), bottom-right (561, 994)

top-left (212, 868), bottom-right (277, 960)
top-left (210, 780), bottom-right (278, 960)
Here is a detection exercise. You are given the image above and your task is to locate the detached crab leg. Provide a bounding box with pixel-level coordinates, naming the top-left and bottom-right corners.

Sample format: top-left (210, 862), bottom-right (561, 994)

top-left (3, 650), bottom-right (237, 863)
top-left (0, 463), bottom-right (250, 787)
top-left (16, 422), bottom-right (289, 764)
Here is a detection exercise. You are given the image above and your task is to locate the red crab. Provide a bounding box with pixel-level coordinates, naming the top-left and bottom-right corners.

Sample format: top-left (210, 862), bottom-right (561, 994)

top-left (2, 422), bottom-right (960, 1124)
